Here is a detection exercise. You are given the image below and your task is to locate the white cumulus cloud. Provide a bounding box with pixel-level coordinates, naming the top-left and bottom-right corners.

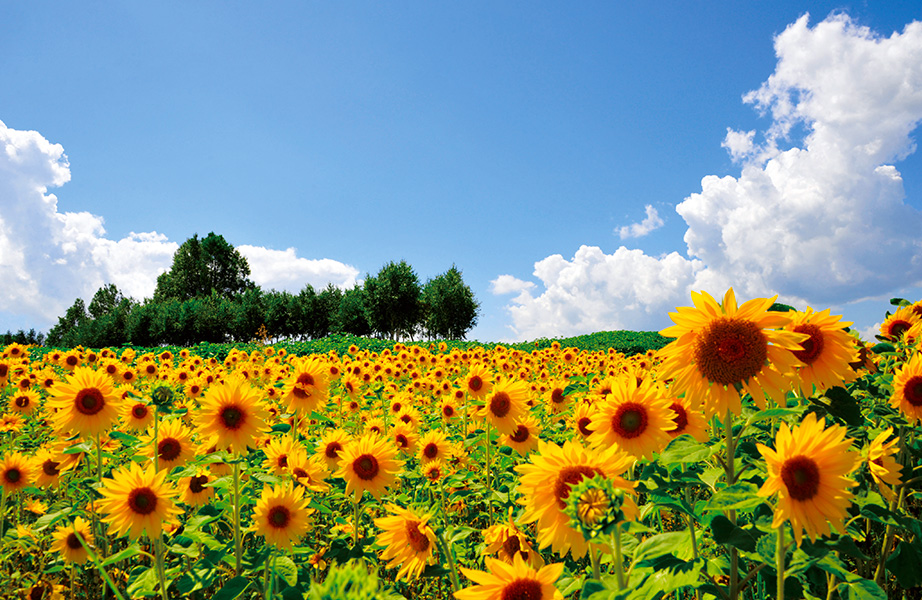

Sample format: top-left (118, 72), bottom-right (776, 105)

top-left (617, 205), bottom-right (665, 239)
top-left (495, 13), bottom-right (922, 340)
top-left (238, 245), bottom-right (359, 292)
top-left (0, 119), bottom-right (362, 332)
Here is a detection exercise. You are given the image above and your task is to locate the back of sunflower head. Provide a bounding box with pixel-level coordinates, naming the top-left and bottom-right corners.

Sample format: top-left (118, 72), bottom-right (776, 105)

top-left (307, 560), bottom-right (404, 600)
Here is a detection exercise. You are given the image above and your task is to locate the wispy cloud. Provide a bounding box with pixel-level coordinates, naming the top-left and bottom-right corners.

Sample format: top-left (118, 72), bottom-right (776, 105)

top-left (617, 204), bottom-right (664, 239)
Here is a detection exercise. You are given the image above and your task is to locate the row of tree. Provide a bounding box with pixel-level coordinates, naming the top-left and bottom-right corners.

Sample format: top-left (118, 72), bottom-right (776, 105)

top-left (45, 233), bottom-right (480, 348)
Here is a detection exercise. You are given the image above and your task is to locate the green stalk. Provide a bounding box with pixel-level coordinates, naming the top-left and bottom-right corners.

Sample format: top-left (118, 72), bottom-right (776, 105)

top-left (612, 525), bottom-right (626, 590)
top-left (776, 526), bottom-right (785, 600)
top-left (76, 531), bottom-right (128, 600)
top-left (589, 542), bottom-right (601, 581)
top-left (484, 420), bottom-right (493, 524)
top-left (434, 529), bottom-right (461, 592)
top-left (155, 535), bottom-right (169, 600)
top-left (353, 495), bottom-right (362, 549)
top-left (291, 409), bottom-right (299, 443)
top-left (265, 546), bottom-right (274, 600)
top-left (233, 461), bottom-right (242, 574)
top-left (724, 410), bottom-right (739, 600)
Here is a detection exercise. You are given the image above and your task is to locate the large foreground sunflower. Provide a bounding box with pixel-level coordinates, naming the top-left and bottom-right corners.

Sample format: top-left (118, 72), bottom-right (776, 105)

top-left (456, 554), bottom-right (564, 600)
top-left (97, 462), bottom-right (181, 540)
top-left (196, 375), bottom-right (270, 454)
top-left (515, 440), bottom-right (635, 559)
top-left (252, 483), bottom-right (313, 549)
top-left (337, 434), bottom-right (404, 500)
top-left (587, 376), bottom-right (674, 459)
top-left (757, 413), bottom-right (858, 545)
top-left (373, 504), bottom-right (437, 581)
top-left (659, 288), bottom-right (807, 417)
top-left (46, 366), bottom-right (122, 437)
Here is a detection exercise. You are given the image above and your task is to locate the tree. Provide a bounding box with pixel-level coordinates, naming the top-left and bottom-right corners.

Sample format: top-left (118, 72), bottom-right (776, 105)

top-left (336, 285), bottom-right (371, 336)
top-left (363, 260), bottom-right (423, 340)
top-left (154, 232), bottom-right (254, 301)
top-left (422, 265), bottom-right (480, 339)
top-left (46, 298), bottom-right (88, 346)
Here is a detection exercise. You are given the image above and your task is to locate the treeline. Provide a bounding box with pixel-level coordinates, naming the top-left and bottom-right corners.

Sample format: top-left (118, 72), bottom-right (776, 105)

top-left (45, 232), bottom-right (480, 348)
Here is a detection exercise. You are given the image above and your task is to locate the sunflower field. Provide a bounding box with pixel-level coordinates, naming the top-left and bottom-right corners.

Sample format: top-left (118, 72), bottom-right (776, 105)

top-left (1, 289), bottom-right (921, 600)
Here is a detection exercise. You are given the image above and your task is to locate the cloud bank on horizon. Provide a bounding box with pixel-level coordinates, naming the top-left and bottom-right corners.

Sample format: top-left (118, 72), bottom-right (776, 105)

top-left (0, 125), bottom-right (359, 330)
top-left (493, 13), bottom-right (922, 339)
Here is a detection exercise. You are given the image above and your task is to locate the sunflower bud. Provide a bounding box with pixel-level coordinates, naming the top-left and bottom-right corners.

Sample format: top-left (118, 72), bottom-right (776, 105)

top-left (564, 475), bottom-right (625, 540)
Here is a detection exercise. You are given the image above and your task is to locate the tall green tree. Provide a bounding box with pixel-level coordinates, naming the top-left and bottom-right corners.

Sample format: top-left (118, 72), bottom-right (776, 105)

top-left (154, 232), bottom-right (255, 301)
top-left (422, 265), bottom-right (480, 339)
top-left (46, 298), bottom-right (88, 346)
top-left (336, 284), bottom-right (371, 336)
top-left (363, 261), bottom-right (423, 340)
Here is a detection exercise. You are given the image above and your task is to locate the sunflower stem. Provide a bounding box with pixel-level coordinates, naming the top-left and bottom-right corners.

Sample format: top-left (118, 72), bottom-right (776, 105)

top-left (873, 484), bottom-right (906, 584)
top-left (291, 409), bottom-right (299, 444)
top-left (434, 528), bottom-right (461, 592)
top-left (589, 542), bottom-right (601, 582)
top-left (724, 410), bottom-right (739, 600)
top-left (353, 496), bottom-right (362, 549)
top-left (76, 531), bottom-right (128, 600)
top-left (233, 461), bottom-right (242, 574)
top-left (484, 419), bottom-right (493, 524)
top-left (776, 525), bottom-right (785, 600)
top-left (611, 525), bottom-right (626, 590)
top-left (265, 546), bottom-right (274, 600)
top-left (155, 535), bottom-right (169, 600)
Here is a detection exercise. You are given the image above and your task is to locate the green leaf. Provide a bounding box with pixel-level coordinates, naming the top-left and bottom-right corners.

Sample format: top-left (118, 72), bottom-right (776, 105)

top-left (211, 576), bottom-right (251, 600)
top-left (836, 577), bottom-right (887, 600)
top-left (704, 482), bottom-right (765, 512)
top-left (710, 515), bottom-right (757, 552)
top-left (871, 342), bottom-right (896, 354)
top-left (32, 508), bottom-right (73, 532)
top-left (821, 387), bottom-right (863, 426)
top-left (886, 541), bottom-right (922, 589)
top-left (127, 566), bottom-right (160, 598)
top-left (659, 435), bottom-right (715, 465)
top-left (101, 544), bottom-right (145, 567)
top-left (273, 555), bottom-right (299, 587)
top-left (63, 441), bottom-right (94, 454)
top-left (631, 531), bottom-right (692, 564)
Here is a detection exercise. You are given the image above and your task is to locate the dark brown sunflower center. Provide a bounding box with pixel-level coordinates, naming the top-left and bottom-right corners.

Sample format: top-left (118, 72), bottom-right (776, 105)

top-left (268, 505), bottom-right (291, 529)
top-left (106, 364), bottom-right (118, 375)
top-left (391, 402), bottom-right (403, 414)
top-left (220, 406), bottom-right (245, 430)
top-left (501, 578), bottom-right (543, 600)
top-left (325, 441), bottom-right (343, 459)
top-left (42, 460), bottom-right (60, 477)
top-left (293, 468), bottom-right (308, 479)
top-left (780, 455), bottom-right (820, 501)
top-left (443, 405), bottom-right (455, 417)
top-left (423, 443), bottom-right (439, 459)
top-left (158, 438), bottom-right (182, 462)
top-left (502, 534), bottom-right (521, 557)
top-left (792, 324), bottom-right (825, 364)
top-left (189, 475), bottom-right (209, 494)
top-left (4, 468), bottom-right (21, 484)
top-left (554, 465), bottom-right (603, 509)
top-left (353, 454), bottom-right (379, 480)
top-left (551, 388), bottom-right (565, 404)
top-left (395, 434), bottom-right (409, 448)
top-left (406, 521), bottom-right (430, 553)
top-left (612, 402), bottom-right (647, 439)
top-left (128, 487), bottom-right (158, 515)
top-left (888, 320), bottom-right (912, 338)
top-left (66, 532), bottom-right (84, 550)
top-left (577, 417), bottom-right (593, 437)
top-left (510, 425), bottom-right (530, 443)
top-left (904, 375), bottom-right (922, 407)
top-left (426, 466), bottom-right (441, 481)
top-left (669, 402), bottom-right (688, 433)
top-left (468, 376), bottom-right (483, 392)
top-left (489, 392), bottom-right (511, 418)
top-left (66, 356), bottom-right (79, 367)
top-left (75, 388), bottom-right (105, 416)
top-left (132, 405), bottom-right (149, 419)
top-left (694, 317), bottom-right (767, 386)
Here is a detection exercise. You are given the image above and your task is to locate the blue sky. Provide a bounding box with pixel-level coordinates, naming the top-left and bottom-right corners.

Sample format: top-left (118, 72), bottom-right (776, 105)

top-left (2, 1), bottom-right (922, 342)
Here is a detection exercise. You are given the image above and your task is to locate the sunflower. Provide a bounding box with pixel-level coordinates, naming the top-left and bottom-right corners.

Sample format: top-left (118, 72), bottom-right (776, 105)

top-left (196, 375), bottom-right (270, 454)
top-left (263, 436), bottom-right (303, 476)
top-left (50, 517), bottom-right (94, 564)
top-left (337, 433), bottom-right (404, 500)
top-left (33, 445), bottom-right (78, 488)
top-left (784, 308), bottom-right (858, 394)
top-left (440, 399), bottom-right (459, 421)
top-left (658, 288), bottom-right (808, 417)
top-left (391, 423), bottom-right (418, 456)
top-left (664, 396), bottom-right (710, 443)
top-left (421, 459), bottom-right (445, 485)
top-left (122, 399), bottom-right (155, 432)
top-left (373, 504), bottom-right (438, 581)
top-left (544, 380), bottom-right (570, 415)
top-left (483, 509), bottom-right (544, 569)
top-left (281, 357), bottom-right (330, 414)
top-left (866, 428), bottom-right (902, 502)
top-left (456, 554), bottom-right (564, 600)
top-left (290, 454), bottom-right (330, 493)
top-left (180, 470), bottom-right (216, 507)
top-left (0, 452), bottom-right (34, 493)
top-left (515, 440), bottom-right (635, 559)
top-left (97, 462), bottom-right (182, 540)
top-left (142, 418), bottom-right (195, 471)
top-left (464, 364), bottom-right (493, 401)
top-left (502, 416), bottom-right (542, 456)
top-left (569, 402), bottom-right (597, 443)
top-left (756, 412), bottom-right (858, 546)
top-left (879, 306), bottom-right (920, 341)
top-left (890, 352), bottom-right (922, 424)
top-left (8, 389), bottom-right (40, 416)
top-left (587, 377), bottom-right (675, 459)
top-left (46, 366), bottom-right (122, 437)
top-left (482, 379), bottom-right (530, 435)
top-left (252, 483), bottom-right (313, 549)
top-left (418, 430), bottom-right (452, 464)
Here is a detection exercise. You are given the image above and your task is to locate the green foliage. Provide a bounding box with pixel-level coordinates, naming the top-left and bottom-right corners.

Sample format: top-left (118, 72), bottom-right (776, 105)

top-left (154, 232), bottom-right (255, 302)
top-left (363, 260), bottom-right (423, 340)
top-left (422, 265), bottom-right (480, 340)
top-left (306, 561), bottom-right (403, 600)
